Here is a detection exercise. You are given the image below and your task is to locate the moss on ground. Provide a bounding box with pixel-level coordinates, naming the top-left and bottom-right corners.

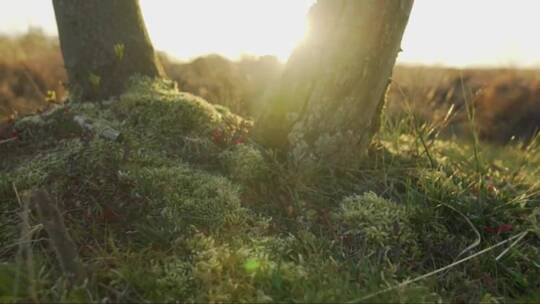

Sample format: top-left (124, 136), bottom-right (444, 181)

top-left (0, 76), bottom-right (538, 303)
top-left (219, 143), bottom-right (268, 185)
top-left (130, 165), bottom-right (246, 233)
top-left (333, 192), bottom-right (419, 267)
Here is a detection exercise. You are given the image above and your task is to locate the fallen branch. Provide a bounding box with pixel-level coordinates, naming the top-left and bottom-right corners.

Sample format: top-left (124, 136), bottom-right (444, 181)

top-left (30, 189), bottom-right (86, 284)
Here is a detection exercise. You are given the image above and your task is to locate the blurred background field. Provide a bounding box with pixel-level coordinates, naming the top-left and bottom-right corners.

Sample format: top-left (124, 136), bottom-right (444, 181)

top-left (3, 29), bottom-right (540, 145)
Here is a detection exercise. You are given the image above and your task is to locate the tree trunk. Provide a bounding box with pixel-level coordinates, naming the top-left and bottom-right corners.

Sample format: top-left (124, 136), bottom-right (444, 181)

top-left (52, 0), bottom-right (165, 101)
top-left (256, 0), bottom-right (414, 169)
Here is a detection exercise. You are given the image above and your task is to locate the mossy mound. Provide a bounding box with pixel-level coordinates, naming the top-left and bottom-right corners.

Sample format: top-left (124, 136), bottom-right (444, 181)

top-left (0, 77), bottom-right (255, 252)
top-left (131, 165), bottom-right (246, 233)
top-left (112, 77), bottom-right (252, 160)
top-left (3, 77), bottom-right (252, 168)
top-left (219, 143), bottom-right (268, 185)
top-left (114, 79), bottom-right (220, 141)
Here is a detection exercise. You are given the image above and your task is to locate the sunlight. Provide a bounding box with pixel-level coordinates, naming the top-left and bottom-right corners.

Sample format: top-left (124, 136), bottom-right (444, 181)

top-left (401, 0), bottom-right (540, 67)
top-left (2, 0), bottom-right (540, 67)
top-left (139, 0), bottom-right (314, 62)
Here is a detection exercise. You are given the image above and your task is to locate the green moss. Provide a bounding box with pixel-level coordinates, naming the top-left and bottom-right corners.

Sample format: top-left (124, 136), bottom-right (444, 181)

top-left (115, 77), bottom-right (220, 135)
top-left (9, 142), bottom-right (72, 188)
top-left (130, 165), bottom-right (245, 233)
top-left (333, 192), bottom-right (419, 265)
top-left (111, 77), bottom-right (250, 156)
top-left (188, 234), bottom-right (307, 303)
top-left (220, 144), bottom-right (268, 184)
top-left (0, 137), bottom-right (130, 256)
top-left (185, 232), bottom-right (437, 303)
top-left (14, 105), bottom-right (83, 145)
top-left (8, 138), bottom-right (125, 200)
top-left (110, 254), bottom-right (194, 302)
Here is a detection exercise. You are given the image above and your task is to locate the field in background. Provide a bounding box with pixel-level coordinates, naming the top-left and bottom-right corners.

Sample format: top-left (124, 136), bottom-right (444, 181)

top-left (0, 28), bottom-right (65, 122)
top-left (2, 29), bottom-right (540, 144)
top-left (389, 66), bottom-right (540, 143)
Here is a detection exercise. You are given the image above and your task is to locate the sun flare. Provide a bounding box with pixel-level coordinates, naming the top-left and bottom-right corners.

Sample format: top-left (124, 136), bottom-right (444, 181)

top-left (139, 0), bottom-right (315, 62)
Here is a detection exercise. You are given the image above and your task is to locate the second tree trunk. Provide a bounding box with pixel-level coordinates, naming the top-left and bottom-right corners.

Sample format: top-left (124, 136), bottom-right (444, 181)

top-left (256, 0), bottom-right (414, 169)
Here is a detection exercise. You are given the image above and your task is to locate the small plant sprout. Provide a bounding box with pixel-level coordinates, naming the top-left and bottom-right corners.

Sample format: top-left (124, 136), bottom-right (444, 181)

top-left (45, 90), bottom-right (57, 103)
top-left (88, 72), bottom-right (101, 89)
top-left (114, 42), bottom-right (125, 61)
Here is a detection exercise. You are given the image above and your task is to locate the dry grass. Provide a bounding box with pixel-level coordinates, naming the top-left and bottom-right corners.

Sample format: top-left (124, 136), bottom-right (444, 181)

top-left (160, 53), bottom-right (282, 117)
top-left (389, 65), bottom-right (540, 143)
top-left (2, 28), bottom-right (540, 145)
top-left (0, 28), bottom-right (66, 123)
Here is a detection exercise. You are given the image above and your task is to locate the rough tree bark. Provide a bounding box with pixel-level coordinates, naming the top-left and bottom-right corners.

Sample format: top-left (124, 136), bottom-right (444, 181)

top-left (52, 0), bottom-right (164, 101)
top-left (256, 0), bottom-right (414, 169)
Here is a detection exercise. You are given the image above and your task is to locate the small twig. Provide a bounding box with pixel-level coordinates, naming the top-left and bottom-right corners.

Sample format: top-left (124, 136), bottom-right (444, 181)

top-left (0, 137), bottom-right (18, 146)
top-left (30, 189), bottom-right (86, 285)
top-left (12, 183), bottom-right (23, 208)
top-left (348, 231), bottom-right (529, 303)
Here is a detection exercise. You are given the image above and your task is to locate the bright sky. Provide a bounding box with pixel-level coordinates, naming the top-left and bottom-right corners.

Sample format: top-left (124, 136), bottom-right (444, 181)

top-left (1, 0), bottom-right (540, 67)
